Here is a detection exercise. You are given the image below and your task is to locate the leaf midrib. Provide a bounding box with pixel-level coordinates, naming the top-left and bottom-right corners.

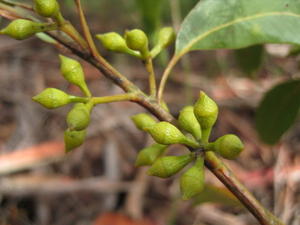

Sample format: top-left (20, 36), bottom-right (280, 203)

top-left (177, 11), bottom-right (300, 58)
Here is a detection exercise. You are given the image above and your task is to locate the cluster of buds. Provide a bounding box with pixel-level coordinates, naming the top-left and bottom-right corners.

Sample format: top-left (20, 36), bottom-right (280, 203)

top-left (0, 0), bottom-right (61, 40)
top-left (132, 92), bottom-right (244, 199)
top-left (96, 27), bottom-right (175, 60)
top-left (32, 56), bottom-right (93, 152)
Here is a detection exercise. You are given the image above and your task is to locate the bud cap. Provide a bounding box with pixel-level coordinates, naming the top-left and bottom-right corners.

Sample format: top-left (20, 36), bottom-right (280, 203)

top-left (96, 32), bottom-right (129, 53)
top-left (213, 134), bottom-right (244, 159)
top-left (59, 55), bottom-right (91, 97)
top-left (131, 113), bottom-right (157, 131)
top-left (64, 129), bottom-right (87, 153)
top-left (125, 29), bottom-right (148, 53)
top-left (66, 103), bottom-right (92, 131)
top-left (1, 19), bottom-right (44, 40)
top-left (194, 91), bottom-right (218, 129)
top-left (178, 106), bottom-right (202, 140)
top-left (157, 27), bottom-right (176, 48)
top-left (135, 143), bottom-right (168, 167)
top-left (148, 154), bottom-right (194, 178)
top-left (145, 122), bottom-right (186, 145)
top-left (180, 157), bottom-right (205, 200)
top-left (34, 0), bottom-right (59, 17)
top-left (32, 88), bottom-right (71, 109)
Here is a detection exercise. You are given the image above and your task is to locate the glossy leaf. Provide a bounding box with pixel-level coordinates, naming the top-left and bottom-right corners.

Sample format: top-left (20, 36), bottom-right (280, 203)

top-left (256, 80), bottom-right (300, 144)
top-left (176, 0), bottom-right (300, 58)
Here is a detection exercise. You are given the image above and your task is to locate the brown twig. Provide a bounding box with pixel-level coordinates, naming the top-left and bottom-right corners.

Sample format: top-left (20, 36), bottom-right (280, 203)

top-left (0, 3), bottom-right (284, 225)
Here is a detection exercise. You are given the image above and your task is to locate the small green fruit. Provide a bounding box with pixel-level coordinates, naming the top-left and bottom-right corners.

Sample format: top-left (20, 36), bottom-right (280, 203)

top-left (34, 0), bottom-right (59, 17)
top-left (135, 143), bottom-right (168, 167)
top-left (66, 103), bottom-right (92, 131)
top-left (211, 134), bottom-right (244, 159)
top-left (180, 156), bottom-right (205, 200)
top-left (194, 91), bottom-right (218, 130)
top-left (0, 19), bottom-right (52, 40)
top-left (157, 27), bottom-right (176, 48)
top-left (32, 88), bottom-right (71, 109)
top-left (178, 106), bottom-right (202, 141)
top-left (59, 55), bottom-right (91, 97)
top-left (145, 122), bottom-right (199, 148)
top-left (148, 153), bottom-right (194, 178)
top-left (125, 29), bottom-right (148, 54)
top-left (96, 32), bottom-right (130, 53)
top-left (131, 113), bottom-right (157, 131)
top-left (64, 129), bottom-right (87, 153)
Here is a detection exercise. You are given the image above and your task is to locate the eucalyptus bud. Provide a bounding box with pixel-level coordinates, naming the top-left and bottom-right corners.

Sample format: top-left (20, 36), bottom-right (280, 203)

top-left (178, 106), bottom-right (202, 141)
top-left (0, 19), bottom-right (56, 40)
top-left (131, 113), bottom-right (157, 131)
top-left (66, 103), bottom-right (93, 131)
top-left (64, 129), bottom-right (86, 153)
top-left (124, 29), bottom-right (148, 54)
top-left (209, 134), bottom-right (244, 159)
top-left (145, 122), bottom-right (199, 148)
top-left (194, 91), bottom-right (218, 130)
top-left (34, 0), bottom-right (59, 18)
top-left (135, 143), bottom-right (168, 167)
top-left (148, 153), bottom-right (194, 178)
top-left (157, 27), bottom-right (176, 48)
top-left (180, 156), bottom-right (205, 200)
top-left (59, 55), bottom-right (91, 97)
top-left (32, 88), bottom-right (72, 109)
top-left (96, 32), bottom-right (129, 53)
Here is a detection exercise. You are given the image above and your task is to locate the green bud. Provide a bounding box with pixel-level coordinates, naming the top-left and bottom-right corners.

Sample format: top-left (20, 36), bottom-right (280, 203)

top-left (148, 153), bottom-right (194, 178)
top-left (96, 32), bottom-right (129, 53)
top-left (211, 134), bottom-right (244, 160)
top-left (64, 129), bottom-right (87, 153)
top-left (32, 88), bottom-right (71, 109)
top-left (0, 19), bottom-right (55, 40)
top-left (178, 106), bottom-right (202, 141)
top-left (124, 29), bottom-right (148, 54)
top-left (34, 0), bottom-right (59, 18)
top-left (135, 143), bottom-right (168, 167)
top-left (180, 157), bottom-right (205, 200)
top-left (66, 103), bottom-right (92, 131)
top-left (131, 113), bottom-right (157, 131)
top-left (194, 91), bottom-right (218, 129)
top-left (145, 122), bottom-right (199, 148)
top-left (59, 55), bottom-right (91, 97)
top-left (157, 27), bottom-right (176, 48)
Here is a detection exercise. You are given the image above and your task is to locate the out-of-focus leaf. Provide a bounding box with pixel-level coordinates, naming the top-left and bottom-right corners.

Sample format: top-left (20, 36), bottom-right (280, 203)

top-left (288, 45), bottom-right (300, 56)
top-left (234, 45), bottom-right (264, 75)
top-left (176, 0), bottom-right (300, 60)
top-left (134, 0), bottom-right (167, 36)
top-left (256, 80), bottom-right (300, 145)
top-left (193, 184), bottom-right (242, 207)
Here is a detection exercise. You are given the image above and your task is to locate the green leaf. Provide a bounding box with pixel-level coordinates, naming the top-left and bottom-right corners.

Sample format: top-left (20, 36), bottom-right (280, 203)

top-left (256, 80), bottom-right (300, 145)
top-left (176, 0), bottom-right (300, 58)
top-left (234, 45), bottom-right (264, 76)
